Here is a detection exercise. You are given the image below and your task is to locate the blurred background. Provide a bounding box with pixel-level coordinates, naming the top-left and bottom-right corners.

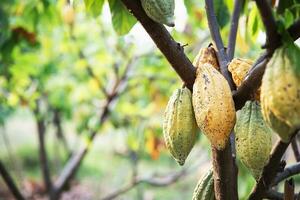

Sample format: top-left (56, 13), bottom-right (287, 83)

top-left (0, 0), bottom-right (299, 199)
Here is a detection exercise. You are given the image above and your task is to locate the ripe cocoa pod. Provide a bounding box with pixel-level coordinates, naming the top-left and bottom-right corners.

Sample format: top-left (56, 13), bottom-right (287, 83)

top-left (261, 43), bottom-right (300, 142)
top-left (141, 0), bottom-right (175, 27)
top-left (192, 62), bottom-right (236, 149)
top-left (193, 47), bottom-right (219, 71)
top-left (163, 87), bottom-right (198, 166)
top-left (228, 58), bottom-right (260, 101)
top-left (192, 170), bottom-right (215, 200)
top-left (235, 101), bottom-right (272, 180)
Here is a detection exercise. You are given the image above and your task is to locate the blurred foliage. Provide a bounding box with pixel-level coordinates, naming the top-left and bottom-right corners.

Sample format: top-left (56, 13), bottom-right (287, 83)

top-left (0, 0), bottom-right (299, 199)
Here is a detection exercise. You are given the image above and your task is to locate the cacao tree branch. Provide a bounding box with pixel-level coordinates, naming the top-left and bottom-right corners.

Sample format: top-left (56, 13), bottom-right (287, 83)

top-left (233, 19), bottom-right (300, 110)
top-left (33, 100), bottom-right (55, 199)
top-left (120, 0), bottom-right (196, 90)
top-left (53, 56), bottom-right (136, 198)
top-left (0, 160), bottom-right (25, 200)
top-left (265, 190), bottom-right (284, 200)
top-left (272, 162), bottom-right (300, 186)
top-left (70, 31), bottom-right (108, 97)
top-left (100, 166), bottom-right (191, 200)
top-left (291, 139), bottom-right (300, 162)
top-left (254, 0), bottom-right (281, 52)
top-left (284, 179), bottom-right (295, 200)
top-left (204, 0), bottom-right (235, 90)
top-left (204, 1), bottom-right (238, 199)
top-left (249, 131), bottom-right (299, 199)
top-left (227, 0), bottom-right (244, 61)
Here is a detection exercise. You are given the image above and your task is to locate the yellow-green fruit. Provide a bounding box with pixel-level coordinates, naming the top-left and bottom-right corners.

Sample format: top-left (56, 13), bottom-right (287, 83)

top-left (228, 58), bottom-right (260, 101)
top-left (192, 170), bottom-right (215, 200)
top-left (193, 63), bottom-right (236, 149)
top-left (261, 43), bottom-right (300, 142)
top-left (141, 0), bottom-right (175, 27)
top-left (235, 101), bottom-right (272, 180)
top-left (228, 58), bottom-right (253, 87)
top-left (163, 87), bottom-right (198, 166)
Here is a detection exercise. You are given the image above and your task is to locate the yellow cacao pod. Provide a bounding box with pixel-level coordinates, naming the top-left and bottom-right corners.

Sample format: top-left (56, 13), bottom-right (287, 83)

top-left (192, 62), bottom-right (236, 149)
top-left (193, 47), bottom-right (219, 71)
top-left (163, 87), bottom-right (198, 165)
top-left (192, 170), bottom-right (215, 200)
top-left (235, 101), bottom-right (272, 180)
top-left (261, 43), bottom-right (300, 142)
top-left (228, 58), bottom-right (260, 101)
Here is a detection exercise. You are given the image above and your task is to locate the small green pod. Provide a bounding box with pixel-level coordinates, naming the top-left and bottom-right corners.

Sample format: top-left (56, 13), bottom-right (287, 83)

top-left (235, 101), bottom-right (272, 180)
top-left (163, 87), bottom-right (198, 166)
top-left (141, 0), bottom-right (175, 27)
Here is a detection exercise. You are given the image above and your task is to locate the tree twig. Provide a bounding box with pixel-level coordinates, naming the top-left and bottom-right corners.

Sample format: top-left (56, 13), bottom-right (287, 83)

top-left (0, 160), bottom-right (25, 200)
top-left (284, 179), bottom-right (295, 200)
top-left (265, 190), bottom-right (284, 200)
top-left (272, 162), bottom-right (300, 186)
top-left (254, 0), bottom-right (281, 52)
top-left (204, 1), bottom-right (238, 199)
top-left (120, 0), bottom-right (196, 90)
top-left (249, 131), bottom-right (299, 200)
top-left (233, 19), bottom-right (300, 110)
top-left (53, 54), bottom-right (136, 198)
top-left (204, 0), bottom-right (235, 90)
top-left (33, 99), bottom-right (54, 199)
top-left (100, 168), bottom-right (189, 200)
top-left (291, 138), bottom-right (300, 162)
top-left (227, 0), bottom-right (244, 61)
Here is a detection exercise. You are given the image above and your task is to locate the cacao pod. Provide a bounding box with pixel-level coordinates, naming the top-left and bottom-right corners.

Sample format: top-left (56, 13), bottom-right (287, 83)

top-left (192, 62), bottom-right (236, 149)
top-left (163, 87), bottom-right (198, 166)
top-left (261, 43), bottom-right (300, 142)
top-left (228, 58), bottom-right (260, 101)
top-left (141, 0), bottom-right (175, 27)
top-left (193, 47), bottom-right (219, 71)
top-left (192, 170), bottom-right (215, 200)
top-left (235, 101), bottom-right (272, 180)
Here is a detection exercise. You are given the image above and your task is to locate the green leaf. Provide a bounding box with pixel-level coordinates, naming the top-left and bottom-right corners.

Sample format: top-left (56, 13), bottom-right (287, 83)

top-left (283, 9), bottom-right (294, 28)
top-left (277, 0), bottom-right (294, 14)
top-left (84, 0), bottom-right (105, 17)
top-left (213, 0), bottom-right (230, 29)
top-left (247, 6), bottom-right (260, 40)
top-left (108, 0), bottom-right (137, 35)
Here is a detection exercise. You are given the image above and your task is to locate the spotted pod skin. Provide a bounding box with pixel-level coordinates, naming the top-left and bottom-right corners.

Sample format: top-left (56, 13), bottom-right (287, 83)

top-left (140, 0), bottom-right (175, 27)
top-left (261, 43), bottom-right (300, 142)
top-left (228, 58), bottom-right (260, 101)
top-left (163, 87), bottom-right (198, 166)
top-left (235, 101), bottom-right (272, 180)
top-left (192, 62), bottom-right (236, 150)
top-left (192, 170), bottom-right (215, 200)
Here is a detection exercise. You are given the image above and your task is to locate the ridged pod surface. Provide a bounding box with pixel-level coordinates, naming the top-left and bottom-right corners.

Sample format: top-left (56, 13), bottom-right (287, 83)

top-left (140, 0), bottom-right (175, 27)
top-left (261, 43), bottom-right (300, 142)
top-left (192, 170), bottom-right (215, 200)
top-left (235, 101), bottom-right (272, 180)
top-left (192, 61), bottom-right (236, 149)
top-left (163, 87), bottom-right (197, 165)
top-left (228, 58), bottom-right (260, 101)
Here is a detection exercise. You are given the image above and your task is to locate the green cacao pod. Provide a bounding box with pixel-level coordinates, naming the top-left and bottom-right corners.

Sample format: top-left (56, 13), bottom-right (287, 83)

top-left (163, 87), bottom-right (198, 165)
top-left (235, 101), bottom-right (272, 180)
top-left (192, 48), bottom-right (236, 149)
top-left (141, 0), bottom-right (175, 27)
top-left (192, 170), bottom-right (215, 200)
top-left (261, 43), bottom-right (300, 142)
